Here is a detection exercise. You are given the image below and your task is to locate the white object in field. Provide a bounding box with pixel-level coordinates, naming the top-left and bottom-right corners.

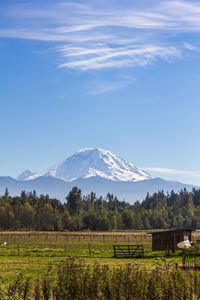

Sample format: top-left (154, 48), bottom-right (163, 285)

top-left (1, 241), bottom-right (7, 246)
top-left (177, 240), bottom-right (191, 249)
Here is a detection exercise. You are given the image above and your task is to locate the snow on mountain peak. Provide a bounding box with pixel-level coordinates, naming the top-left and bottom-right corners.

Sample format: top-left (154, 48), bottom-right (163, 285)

top-left (25, 147), bottom-right (151, 182)
top-left (16, 170), bottom-right (35, 181)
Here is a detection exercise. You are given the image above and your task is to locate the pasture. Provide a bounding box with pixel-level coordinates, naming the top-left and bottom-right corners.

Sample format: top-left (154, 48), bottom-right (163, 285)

top-left (0, 231), bottom-right (200, 299)
top-left (0, 231), bottom-right (152, 281)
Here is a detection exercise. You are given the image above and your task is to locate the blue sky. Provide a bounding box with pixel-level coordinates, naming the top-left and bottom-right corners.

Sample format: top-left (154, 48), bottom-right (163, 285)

top-left (1, 0), bottom-right (200, 185)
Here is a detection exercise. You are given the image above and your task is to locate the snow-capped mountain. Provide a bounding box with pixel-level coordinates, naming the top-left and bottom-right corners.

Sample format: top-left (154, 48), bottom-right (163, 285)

top-left (24, 148), bottom-right (151, 182)
top-left (0, 147), bottom-right (198, 203)
top-left (16, 170), bottom-right (35, 181)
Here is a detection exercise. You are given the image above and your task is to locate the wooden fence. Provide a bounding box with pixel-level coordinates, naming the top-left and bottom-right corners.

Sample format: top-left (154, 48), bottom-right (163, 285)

top-left (182, 253), bottom-right (200, 269)
top-left (113, 244), bottom-right (144, 258)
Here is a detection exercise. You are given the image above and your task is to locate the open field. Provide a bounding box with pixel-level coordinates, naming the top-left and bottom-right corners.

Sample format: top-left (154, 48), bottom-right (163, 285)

top-left (1, 230), bottom-right (200, 280)
top-left (0, 231), bottom-right (152, 283)
top-left (1, 231), bottom-right (200, 299)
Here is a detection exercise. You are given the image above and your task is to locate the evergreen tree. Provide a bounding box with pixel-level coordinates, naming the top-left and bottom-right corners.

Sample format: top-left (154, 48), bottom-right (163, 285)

top-left (4, 187), bottom-right (9, 197)
top-left (66, 186), bottom-right (82, 215)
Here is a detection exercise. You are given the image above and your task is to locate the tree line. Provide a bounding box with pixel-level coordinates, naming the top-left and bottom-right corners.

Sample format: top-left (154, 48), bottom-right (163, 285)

top-left (0, 187), bottom-right (200, 231)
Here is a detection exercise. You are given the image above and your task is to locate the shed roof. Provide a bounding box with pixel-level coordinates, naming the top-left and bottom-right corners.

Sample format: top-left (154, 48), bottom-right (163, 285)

top-left (149, 229), bottom-right (195, 235)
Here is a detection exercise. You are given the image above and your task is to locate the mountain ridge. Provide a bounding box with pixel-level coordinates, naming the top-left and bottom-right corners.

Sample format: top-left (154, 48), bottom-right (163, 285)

top-left (0, 175), bottom-right (198, 203)
top-left (1, 147), bottom-right (199, 203)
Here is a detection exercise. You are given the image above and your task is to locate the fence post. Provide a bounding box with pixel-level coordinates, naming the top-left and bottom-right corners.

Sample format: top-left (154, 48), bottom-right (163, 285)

top-left (88, 243), bottom-right (91, 256)
top-left (182, 253), bottom-right (185, 267)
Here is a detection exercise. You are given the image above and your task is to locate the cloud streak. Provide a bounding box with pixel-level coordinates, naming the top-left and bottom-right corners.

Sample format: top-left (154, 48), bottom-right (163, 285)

top-left (57, 44), bottom-right (181, 70)
top-left (0, 1), bottom-right (200, 70)
top-left (142, 167), bottom-right (200, 178)
top-left (86, 76), bottom-right (135, 94)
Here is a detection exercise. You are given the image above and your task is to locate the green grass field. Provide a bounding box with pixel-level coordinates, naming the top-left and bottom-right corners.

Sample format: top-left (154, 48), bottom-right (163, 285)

top-left (0, 231), bottom-right (188, 284)
top-left (1, 232), bottom-right (200, 299)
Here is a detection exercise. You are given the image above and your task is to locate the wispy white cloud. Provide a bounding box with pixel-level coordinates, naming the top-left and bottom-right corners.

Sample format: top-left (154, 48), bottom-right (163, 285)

top-left (142, 167), bottom-right (200, 178)
top-left (86, 76), bottom-right (135, 94)
top-left (1, 1), bottom-right (200, 70)
top-left (58, 44), bottom-right (181, 70)
top-left (184, 42), bottom-right (199, 51)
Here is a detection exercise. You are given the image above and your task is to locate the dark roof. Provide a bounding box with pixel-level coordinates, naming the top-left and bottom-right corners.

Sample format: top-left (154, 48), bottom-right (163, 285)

top-left (148, 229), bottom-right (195, 235)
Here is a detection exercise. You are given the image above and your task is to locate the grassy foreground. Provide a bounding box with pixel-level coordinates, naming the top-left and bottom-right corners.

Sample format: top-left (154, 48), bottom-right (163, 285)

top-left (0, 231), bottom-right (200, 299)
top-left (0, 231), bottom-right (181, 282)
top-left (1, 257), bottom-right (200, 299)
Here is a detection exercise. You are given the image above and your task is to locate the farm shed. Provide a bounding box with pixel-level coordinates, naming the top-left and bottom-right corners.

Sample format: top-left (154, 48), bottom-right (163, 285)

top-left (150, 229), bottom-right (195, 252)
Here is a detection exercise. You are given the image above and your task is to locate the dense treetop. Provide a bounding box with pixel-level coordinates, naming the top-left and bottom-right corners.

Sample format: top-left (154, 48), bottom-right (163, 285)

top-left (0, 187), bottom-right (200, 231)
